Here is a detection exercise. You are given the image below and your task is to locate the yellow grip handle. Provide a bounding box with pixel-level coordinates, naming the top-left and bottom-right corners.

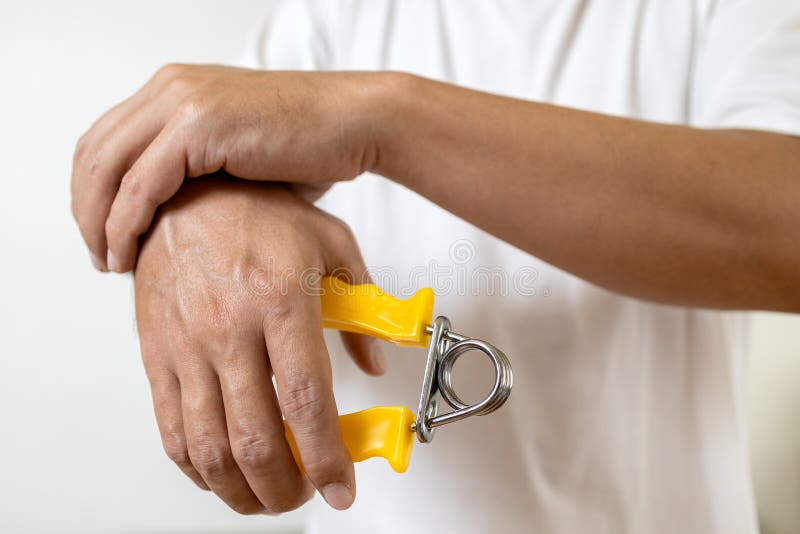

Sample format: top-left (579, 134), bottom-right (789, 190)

top-left (291, 279), bottom-right (429, 474)
top-left (320, 276), bottom-right (434, 347)
top-left (284, 406), bottom-right (416, 473)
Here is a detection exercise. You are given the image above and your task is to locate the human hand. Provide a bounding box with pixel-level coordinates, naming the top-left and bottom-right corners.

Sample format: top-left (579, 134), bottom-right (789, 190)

top-left (134, 176), bottom-right (385, 514)
top-left (72, 64), bottom-right (389, 273)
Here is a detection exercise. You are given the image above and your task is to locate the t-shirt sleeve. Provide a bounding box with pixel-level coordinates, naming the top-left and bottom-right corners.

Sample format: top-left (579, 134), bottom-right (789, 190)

top-left (692, 0), bottom-right (800, 136)
top-left (234, 0), bottom-right (337, 71)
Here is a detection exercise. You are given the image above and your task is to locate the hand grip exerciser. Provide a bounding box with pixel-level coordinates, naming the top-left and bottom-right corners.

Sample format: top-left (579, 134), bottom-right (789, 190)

top-left (284, 276), bottom-right (513, 473)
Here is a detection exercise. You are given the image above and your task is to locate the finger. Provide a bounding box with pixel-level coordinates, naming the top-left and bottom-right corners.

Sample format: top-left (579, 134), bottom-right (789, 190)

top-left (103, 117), bottom-right (190, 272)
top-left (147, 369), bottom-right (209, 490)
top-left (339, 332), bottom-right (386, 376)
top-left (180, 362), bottom-right (265, 515)
top-left (217, 338), bottom-right (313, 513)
top-left (73, 102), bottom-right (174, 271)
top-left (264, 286), bottom-right (355, 510)
top-left (71, 97), bottom-right (150, 270)
top-left (71, 66), bottom-right (184, 270)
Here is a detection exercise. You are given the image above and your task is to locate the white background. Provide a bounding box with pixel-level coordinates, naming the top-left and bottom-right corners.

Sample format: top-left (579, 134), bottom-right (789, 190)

top-left (0, 1), bottom-right (798, 533)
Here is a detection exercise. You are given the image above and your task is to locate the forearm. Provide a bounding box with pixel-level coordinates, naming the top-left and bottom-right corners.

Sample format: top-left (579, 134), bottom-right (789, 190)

top-left (369, 73), bottom-right (800, 311)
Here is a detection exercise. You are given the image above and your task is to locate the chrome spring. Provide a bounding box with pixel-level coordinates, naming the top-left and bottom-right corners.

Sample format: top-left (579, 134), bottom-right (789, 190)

top-left (413, 316), bottom-right (514, 443)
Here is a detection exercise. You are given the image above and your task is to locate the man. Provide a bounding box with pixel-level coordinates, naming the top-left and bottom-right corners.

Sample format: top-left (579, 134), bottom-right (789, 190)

top-left (71, 1), bottom-right (800, 532)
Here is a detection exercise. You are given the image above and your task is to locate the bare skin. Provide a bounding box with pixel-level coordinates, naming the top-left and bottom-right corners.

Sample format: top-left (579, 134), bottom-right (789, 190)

top-left (71, 65), bottom-right (377, 272)
top-left (72, 65), bottom-right (800, 310)
top-left (135, 177), bottom-right (384, 513)
top-left (70, 64), bottom-right (800, 514)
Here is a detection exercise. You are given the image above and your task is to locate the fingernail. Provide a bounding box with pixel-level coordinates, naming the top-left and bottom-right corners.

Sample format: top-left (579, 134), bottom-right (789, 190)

top-left (322, 483), bottom-right (353, 510)
top-left (90, 252), bottom-right (107, 272)
top-left (107, 249), bottom-right (119, 273)
top-left (371, 344), bottom-right (387, 375)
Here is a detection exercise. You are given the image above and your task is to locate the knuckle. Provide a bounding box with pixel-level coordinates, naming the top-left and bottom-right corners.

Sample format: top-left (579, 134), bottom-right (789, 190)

top-left (176, 95), bottom-right (209, 126)
top-left (231, 433), bottom-right (280, 474)
top-left (118, 168), bottom-right (143, 199)
top-left (73, 133), bottom-right (91, 164)
top-left (73, 134), bottom-right (103, 178)
top-left (195, 293), bottom-right (236, 343)
top-left (162, 434), bottom-right (190, 466)
top-left (230, 500), bottom-right (265, 516)
top-left (165, 74), bottom-right (196, 98)
top-left (280, 379), bottom-right (327, 422)
top-left (265, 496), bottom-right (305, 515)
top-left (118, 167), bottom-right (162, 213)
top-left (326, 216), bottom-right (361, 262)
top-left (189, 437), bottom-right (234, 481)
top-left (327, 215), bottom-right (356, 245)
top-left (155, 62), bottom-right (188, 82)
top-left (303, 452), bottom-right (346, 482)
top-left (251, 265), bottom-right (316, 313)
top-left (263, 276), bottom-right (300, 320)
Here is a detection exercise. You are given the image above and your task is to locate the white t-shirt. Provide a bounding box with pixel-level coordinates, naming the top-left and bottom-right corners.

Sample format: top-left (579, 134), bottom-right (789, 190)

top-left (240, 1), bottom-right (800, 533)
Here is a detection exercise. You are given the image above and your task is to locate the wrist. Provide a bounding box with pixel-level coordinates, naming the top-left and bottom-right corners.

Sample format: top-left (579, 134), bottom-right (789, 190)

top-left (357, 71), bottom-right (420, 182)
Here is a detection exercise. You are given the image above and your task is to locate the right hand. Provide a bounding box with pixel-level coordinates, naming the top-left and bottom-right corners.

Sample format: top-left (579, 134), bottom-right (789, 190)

top-left (70, 64), bottom-right (389, 273)
top-left (134, 176), bottom-right (385, 514)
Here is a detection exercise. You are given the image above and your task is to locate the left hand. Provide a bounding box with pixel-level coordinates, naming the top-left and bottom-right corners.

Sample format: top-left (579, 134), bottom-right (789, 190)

top-left (134, 177), bottom-right (384, 514)
top-left (71, 64), bottom-right (385, 273)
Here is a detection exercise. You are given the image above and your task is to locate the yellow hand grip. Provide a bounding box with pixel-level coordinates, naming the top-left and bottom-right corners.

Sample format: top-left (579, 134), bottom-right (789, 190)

top-left (284, 278), bottom-right (433, 474)
top-left (284, 406), bottom-right (416, 473)
top-left (320, 276), bottom-right (434, 347)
